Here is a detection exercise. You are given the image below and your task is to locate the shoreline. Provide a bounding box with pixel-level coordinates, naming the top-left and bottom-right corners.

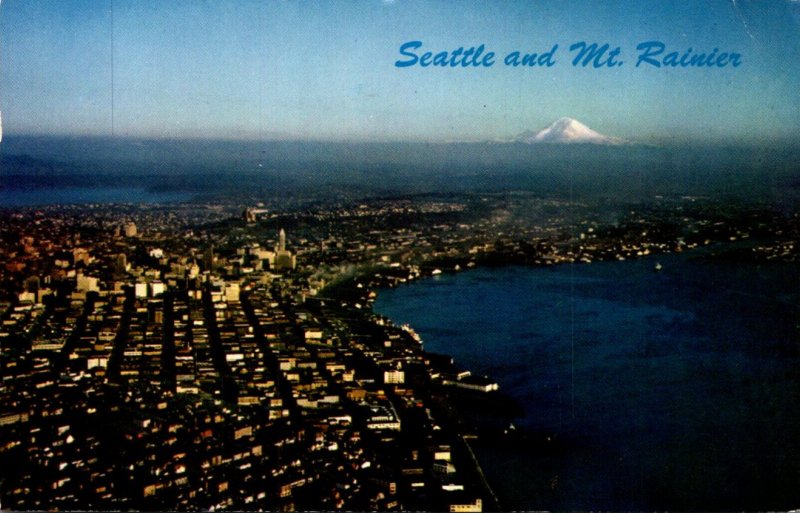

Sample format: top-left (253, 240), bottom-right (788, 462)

top-left (366, 252), bottom-right (800, 511)
top-left (316, 245), bottom-right (699, 510)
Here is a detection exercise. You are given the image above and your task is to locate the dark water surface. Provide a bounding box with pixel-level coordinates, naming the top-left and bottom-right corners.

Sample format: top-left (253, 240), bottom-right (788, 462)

top-left (0, 187), bottom-right (190, 207)
top-left (374, 254), bottom-right (800, 511)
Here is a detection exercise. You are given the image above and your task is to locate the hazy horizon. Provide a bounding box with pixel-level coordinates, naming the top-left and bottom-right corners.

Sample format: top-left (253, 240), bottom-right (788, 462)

top-left (1, 134), bottom-right (798, 206)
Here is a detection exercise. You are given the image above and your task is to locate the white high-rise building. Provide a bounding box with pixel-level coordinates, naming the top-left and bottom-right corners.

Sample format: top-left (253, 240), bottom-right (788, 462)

top-left (134, 282), bottom-right (148, 298)
top-left (124, 222), bottom-right (137, 238)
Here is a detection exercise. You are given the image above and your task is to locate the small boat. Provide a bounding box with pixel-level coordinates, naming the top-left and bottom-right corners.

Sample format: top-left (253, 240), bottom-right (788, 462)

top-left (654, 262), bottom-right (663, 272)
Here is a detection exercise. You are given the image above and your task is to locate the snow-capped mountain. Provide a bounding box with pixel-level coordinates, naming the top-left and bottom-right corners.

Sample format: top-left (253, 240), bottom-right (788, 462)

top-left (519, 117), bottom-right (621, 145)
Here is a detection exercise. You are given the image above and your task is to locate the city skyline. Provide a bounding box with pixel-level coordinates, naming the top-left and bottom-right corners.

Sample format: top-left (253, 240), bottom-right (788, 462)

top-left (1, 1), bottom-right (799, 145)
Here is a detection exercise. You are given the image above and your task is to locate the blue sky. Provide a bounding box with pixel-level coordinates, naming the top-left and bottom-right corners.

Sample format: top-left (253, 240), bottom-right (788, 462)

top-left (1, 0), bottom-right (799, 144)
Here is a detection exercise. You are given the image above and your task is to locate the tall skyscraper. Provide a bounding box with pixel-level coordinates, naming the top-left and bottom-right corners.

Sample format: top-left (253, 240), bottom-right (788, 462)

top-left (274, 229), bottom-right (295, 271)
top-left (203, 245), bottom-right (215, 271)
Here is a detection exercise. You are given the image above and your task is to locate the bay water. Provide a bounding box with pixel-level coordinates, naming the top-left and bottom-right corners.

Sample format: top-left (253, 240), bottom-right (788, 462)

top-left (374, 253), bottom-right (800, 510)
top-left (0, 187), bottom-right (190, 207)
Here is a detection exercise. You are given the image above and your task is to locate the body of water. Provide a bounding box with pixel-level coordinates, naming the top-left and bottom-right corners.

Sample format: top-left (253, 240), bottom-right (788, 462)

top-left (0, 187), bottom-right (191, 207)
top-left (374, 254), bottom-right (800, 511)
